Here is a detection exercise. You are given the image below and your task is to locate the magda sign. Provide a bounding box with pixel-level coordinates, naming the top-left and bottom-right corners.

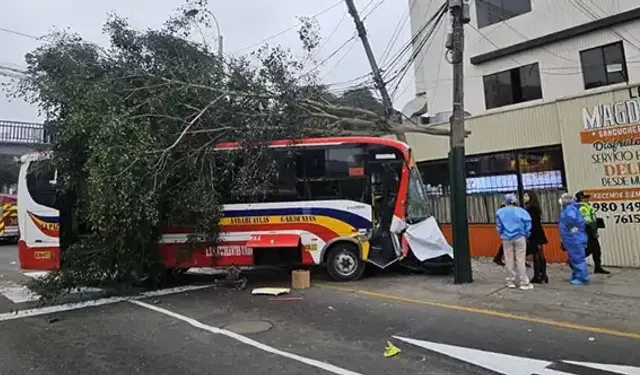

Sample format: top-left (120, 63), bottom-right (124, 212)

top-left (578, 94), bottom-right (640, 226)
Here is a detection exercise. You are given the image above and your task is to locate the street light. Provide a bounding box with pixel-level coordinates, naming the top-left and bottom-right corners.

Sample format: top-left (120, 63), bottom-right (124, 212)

top-left (185, 9), bottom-right (223, 56)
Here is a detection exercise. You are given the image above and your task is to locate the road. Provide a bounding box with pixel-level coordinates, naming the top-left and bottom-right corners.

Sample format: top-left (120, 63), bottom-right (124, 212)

top-left (0, 244), bottom-right (639, 374)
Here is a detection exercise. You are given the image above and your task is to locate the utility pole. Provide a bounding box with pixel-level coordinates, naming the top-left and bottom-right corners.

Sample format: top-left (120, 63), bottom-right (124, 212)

top-left (447, 0), bottom-right (472, 283)
top-left (344, 0), bottom-right (406, 142)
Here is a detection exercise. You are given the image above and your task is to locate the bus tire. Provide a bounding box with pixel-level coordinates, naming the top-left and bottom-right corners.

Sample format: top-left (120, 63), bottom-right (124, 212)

top-left (325, 243), bottom-right (365, 282)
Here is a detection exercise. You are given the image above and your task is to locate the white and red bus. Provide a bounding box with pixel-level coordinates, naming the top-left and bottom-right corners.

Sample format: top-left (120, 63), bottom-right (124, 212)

top-left (17, 137), bottom-right (453, 281)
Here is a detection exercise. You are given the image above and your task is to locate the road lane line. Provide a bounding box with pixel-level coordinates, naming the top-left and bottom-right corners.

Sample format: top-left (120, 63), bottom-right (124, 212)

top-left (0, 284), bottom-right (215, 322)
top-left (130, 300), bottom-right (363, 375)
top-left (317, 283), bottom-right (640, 340)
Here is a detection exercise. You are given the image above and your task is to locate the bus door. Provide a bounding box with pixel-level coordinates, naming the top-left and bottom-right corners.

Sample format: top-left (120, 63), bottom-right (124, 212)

top-left (366, 159), bottom-right (403, 268)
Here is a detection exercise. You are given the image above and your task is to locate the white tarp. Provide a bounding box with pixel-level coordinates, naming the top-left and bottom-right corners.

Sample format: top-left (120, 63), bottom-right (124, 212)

top-left (404, 216), bottom-right (454, 261)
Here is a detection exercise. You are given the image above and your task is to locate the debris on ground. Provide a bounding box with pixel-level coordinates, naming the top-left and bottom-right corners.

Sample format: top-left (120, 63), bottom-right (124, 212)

top-left (269, 296), bottom-right (303, 302)
top-left (212, 266), bottom-right (247, 290)
top-left (384, 341), bottom-right (401, 358)
top-left (251, 287), bottom-right (290, 296)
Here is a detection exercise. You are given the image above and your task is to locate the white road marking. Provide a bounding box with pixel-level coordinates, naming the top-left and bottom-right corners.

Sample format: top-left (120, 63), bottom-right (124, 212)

top-left (393, 336), bottom-right (640, 375)
top-left (130, 300), bottom-right (363, 375)
top-left (393, 336), bottom-right (564, 375)
top-left (563, 361), bottom-right (640, 375)
top-left (0, 285), bottom-right (40, 303)
top-left (0, 284), bottom-right (215, 322)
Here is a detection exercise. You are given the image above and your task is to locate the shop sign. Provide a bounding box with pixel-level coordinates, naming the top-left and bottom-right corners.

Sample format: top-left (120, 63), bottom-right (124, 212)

top-left (579, 94), bottom-right (640, 225)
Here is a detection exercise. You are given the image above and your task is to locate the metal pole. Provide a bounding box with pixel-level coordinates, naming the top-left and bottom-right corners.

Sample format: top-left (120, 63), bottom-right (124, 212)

top-left (186, 9), bottom-right (223, 55)
top-left (205, 10), bottom-right (224, 56)
top-left (448, 0), bottom-right (472, 283)
top-left (344, 0), bottom-right (404, 141)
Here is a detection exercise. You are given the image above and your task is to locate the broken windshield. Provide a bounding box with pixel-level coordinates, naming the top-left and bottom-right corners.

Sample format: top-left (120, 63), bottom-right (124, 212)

top-left (406, 167), bottom-right (431, 224)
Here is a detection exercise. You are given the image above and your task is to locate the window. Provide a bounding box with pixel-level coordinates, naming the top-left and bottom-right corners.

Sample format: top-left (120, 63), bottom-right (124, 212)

top-left (406, 167), bottom-right (431, 224)
top-left (26, 159), bottom-right (57, 209)
top-left (580, 41), bottom-right (628, 90)
top-left (476, 0), bottom-right (531, 28)
top-left (483, 63), bottom-right (542, 110)
top-left (417, 145), bottom-right (566, 224)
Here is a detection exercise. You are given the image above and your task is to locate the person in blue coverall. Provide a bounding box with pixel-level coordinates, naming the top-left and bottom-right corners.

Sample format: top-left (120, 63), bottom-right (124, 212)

top-left (559, 193), bottom-right (590, 285)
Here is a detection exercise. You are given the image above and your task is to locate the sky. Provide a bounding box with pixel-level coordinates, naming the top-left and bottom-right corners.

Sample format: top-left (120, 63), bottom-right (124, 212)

top-left (0, 0), bottom-right (417, 123)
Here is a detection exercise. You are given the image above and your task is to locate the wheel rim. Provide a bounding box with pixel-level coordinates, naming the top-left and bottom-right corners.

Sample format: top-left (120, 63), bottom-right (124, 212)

top-left (334, 251), bottom-right (358, 277)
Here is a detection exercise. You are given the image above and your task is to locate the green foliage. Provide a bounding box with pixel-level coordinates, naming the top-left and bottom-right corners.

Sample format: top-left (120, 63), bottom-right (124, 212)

top-left (14, 1), bottom-right (358, 302)
top-left (0, 155), bottom-right (19, 190)
top-left (12, 0), bottom-right (404, 303)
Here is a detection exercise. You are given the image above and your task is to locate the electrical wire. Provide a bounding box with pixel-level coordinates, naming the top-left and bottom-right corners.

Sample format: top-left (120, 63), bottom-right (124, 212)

top-left (0, 27), bottom-right (39, 40)
top-left (380, 0), bottom-right (428, 66)
top-left (390, 16), bottom-right (445, 99)
top-left (583, 0), bottom-right (640, 47)
top-left (381, 2), bottom-right (447, 79)
top-left (383, 4), bottom-right (447, 97)
top-left (233, 0), bottom-right (344, 53)
top-left (570, 0), bottom-right (640, 52)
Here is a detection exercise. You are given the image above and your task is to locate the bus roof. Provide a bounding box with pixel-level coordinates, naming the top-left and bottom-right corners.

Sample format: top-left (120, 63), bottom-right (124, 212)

top-left (215, 136), bottom-right (411, 158)
top-left (19, 137), bottom-right (412, 163)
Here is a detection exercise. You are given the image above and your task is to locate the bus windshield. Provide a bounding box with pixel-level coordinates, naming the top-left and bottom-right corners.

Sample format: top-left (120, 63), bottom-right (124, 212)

top-left (406, 167), bottom-right (431, 224)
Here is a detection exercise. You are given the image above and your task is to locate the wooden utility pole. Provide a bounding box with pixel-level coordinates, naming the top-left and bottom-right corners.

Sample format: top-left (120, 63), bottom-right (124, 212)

top-left (448, 0), bottom-right (472, 283)
top-left (344, 0), bottom-right (406, 142)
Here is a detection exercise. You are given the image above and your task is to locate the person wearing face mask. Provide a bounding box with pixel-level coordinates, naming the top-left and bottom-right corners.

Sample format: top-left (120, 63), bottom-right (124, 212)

top-left (523, 191), bottom-right (548, 284)
top-left (559, 193), bottom-right (590, 285)
top-left (575, 191), bottom-right (610, 274)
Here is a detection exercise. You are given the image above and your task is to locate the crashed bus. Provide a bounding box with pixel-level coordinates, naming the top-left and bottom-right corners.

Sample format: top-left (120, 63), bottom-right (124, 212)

top-left (17, 136), bottom-right (453, 281)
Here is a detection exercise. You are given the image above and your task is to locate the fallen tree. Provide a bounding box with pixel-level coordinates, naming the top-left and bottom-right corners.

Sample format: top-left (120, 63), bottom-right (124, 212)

top-left (11, 0), bottom-right (455, 302)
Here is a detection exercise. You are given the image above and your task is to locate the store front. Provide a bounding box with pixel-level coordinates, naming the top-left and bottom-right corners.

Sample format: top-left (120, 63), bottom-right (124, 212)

top-left (407, 84), bottom-right (640, 267)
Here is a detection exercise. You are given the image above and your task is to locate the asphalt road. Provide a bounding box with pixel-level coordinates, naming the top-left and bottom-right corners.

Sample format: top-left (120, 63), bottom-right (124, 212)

top-left (1, 244), bottom-right (639, 374)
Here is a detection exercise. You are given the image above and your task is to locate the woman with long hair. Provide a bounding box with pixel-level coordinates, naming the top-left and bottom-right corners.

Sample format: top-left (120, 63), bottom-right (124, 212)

top-left (524, 190), bottom-right (548, 283)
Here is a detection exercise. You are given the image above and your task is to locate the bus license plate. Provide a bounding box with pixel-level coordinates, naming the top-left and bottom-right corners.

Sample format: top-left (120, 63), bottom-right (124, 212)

top-left (34, 251), bottom-right (51, 259)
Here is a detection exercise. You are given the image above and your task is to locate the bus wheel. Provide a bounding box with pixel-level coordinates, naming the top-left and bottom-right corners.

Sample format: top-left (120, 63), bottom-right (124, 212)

top-left (325, 243), bottom-right (365, 281)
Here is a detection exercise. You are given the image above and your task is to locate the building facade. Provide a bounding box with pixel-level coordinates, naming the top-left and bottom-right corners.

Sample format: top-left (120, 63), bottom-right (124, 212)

top-left (407, 84), bottom-right (640, 267)
top-left (410, 0), bottom-right (640, 117)
top-left (405, 1), bottom-right (640, 267)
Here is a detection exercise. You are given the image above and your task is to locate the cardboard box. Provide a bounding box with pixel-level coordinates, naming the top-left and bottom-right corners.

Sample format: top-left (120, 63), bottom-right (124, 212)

top-left (291, 269), bottom-right (310, 290)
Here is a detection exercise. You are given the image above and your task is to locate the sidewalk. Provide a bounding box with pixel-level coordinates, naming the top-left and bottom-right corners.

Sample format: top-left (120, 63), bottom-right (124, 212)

top-left (321, 258), bottom-right (640, 334)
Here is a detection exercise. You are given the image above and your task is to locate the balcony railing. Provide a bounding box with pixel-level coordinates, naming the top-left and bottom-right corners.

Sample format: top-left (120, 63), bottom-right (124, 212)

top-left (0, 120), bottom-right (54, 144)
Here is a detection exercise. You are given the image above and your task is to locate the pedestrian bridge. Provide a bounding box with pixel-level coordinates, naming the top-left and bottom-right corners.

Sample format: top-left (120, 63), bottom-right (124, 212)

top-left (0, 120), bottom-right (53, 156)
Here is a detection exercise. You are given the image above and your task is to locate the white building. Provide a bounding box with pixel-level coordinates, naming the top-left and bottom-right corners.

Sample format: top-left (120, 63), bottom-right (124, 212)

top-left (409, 0), bottom-right (640, 117)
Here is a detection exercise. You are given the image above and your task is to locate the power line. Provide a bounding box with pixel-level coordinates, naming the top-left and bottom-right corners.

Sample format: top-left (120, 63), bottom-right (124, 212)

top-left (233, 1), bottom-right (344, 53)
top-left (380, 0), bottom-right (428, 66)
top-left (381, 2), bottom-right (447, 79)
top-left (390, 14), bottom-right (445, 99)
top-left (384, 4), bottom-right (447, 97)
top-left (0, 27), bottom-right (39, 40)
top-left (570, 0), bottom-right (640, 52)
top-left (300, 34), bottom-right (358, 77)
top-left (583, 0), bottom-right (640, 47)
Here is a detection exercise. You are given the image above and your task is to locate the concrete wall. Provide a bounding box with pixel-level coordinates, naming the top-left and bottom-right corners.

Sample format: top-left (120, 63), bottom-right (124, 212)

top-left (410, 0), bottom-right (640, 116)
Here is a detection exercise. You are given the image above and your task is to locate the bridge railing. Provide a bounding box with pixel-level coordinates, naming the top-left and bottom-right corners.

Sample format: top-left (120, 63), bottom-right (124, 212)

top-left (0, 120), bottom-right (53, 144)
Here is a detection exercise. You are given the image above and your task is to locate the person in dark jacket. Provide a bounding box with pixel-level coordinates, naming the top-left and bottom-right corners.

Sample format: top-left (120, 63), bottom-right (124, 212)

top-left (523, 190), bottom-right (548, 283)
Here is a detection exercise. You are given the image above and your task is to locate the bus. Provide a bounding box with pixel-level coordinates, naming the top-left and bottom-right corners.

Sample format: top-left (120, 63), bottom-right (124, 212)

top-left (17, 137), bottom-right (453, 281)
